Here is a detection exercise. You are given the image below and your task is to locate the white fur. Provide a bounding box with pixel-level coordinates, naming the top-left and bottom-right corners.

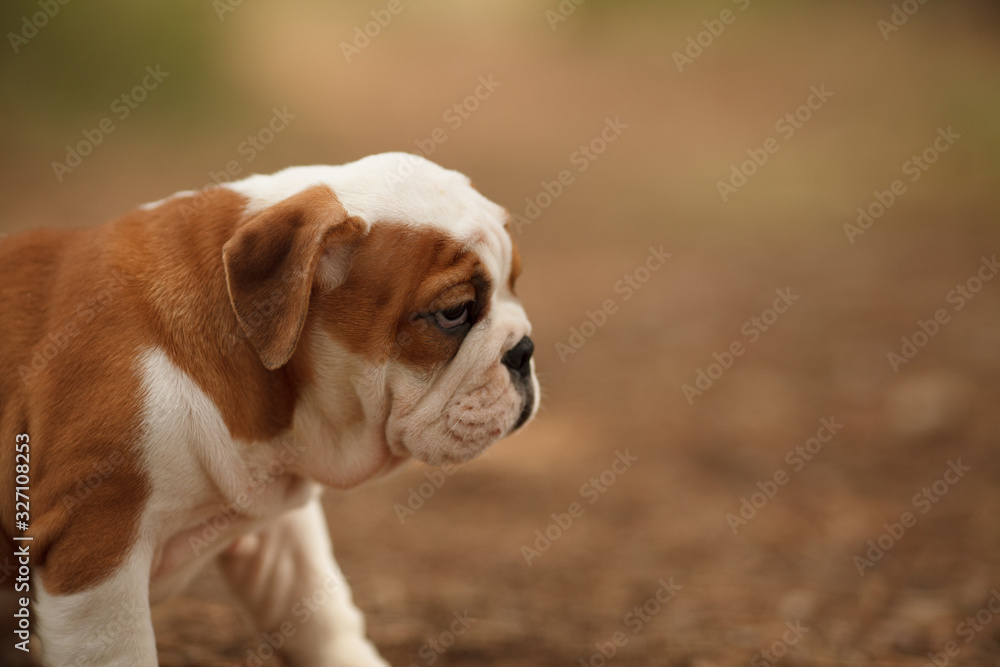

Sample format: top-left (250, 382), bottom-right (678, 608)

top-left (138, 189), bottom-right (196, 210)
top-left (36, 544), bottom-right (156, 666)
top-left (136, 347), bottom-right (319, 600)
top-left (225, 153), bottom-right (506, 241)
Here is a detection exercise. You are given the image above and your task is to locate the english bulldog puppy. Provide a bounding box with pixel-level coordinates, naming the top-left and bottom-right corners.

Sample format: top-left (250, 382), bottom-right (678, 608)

top-left (0, 152), bottom-right (539, 666)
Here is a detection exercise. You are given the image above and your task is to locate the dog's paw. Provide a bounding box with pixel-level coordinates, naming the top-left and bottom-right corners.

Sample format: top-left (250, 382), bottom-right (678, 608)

top-left (285, 635), bottom-right (390, 667)
top-left (327, 635), bottom-right (391, 667)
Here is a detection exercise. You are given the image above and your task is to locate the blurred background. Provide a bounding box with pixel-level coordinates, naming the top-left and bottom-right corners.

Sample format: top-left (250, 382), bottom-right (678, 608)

top-left (2, 0), bottom-right (1000, 664)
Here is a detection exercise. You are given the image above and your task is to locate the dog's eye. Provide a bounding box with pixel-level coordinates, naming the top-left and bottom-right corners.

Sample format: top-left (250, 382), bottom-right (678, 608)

top-left (433, 303), bottom-right (471, 329)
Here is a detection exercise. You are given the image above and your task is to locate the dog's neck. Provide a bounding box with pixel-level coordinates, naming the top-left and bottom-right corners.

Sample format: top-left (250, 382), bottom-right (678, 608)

top-left (283, 331), bottom-right (410, 489)
top-left (118, 190), bottom-right (406, 495)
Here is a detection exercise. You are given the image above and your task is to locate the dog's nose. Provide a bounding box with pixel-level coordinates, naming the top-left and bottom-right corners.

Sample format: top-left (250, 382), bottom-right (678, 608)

top-left (502, 336), bottom-right (534, 379)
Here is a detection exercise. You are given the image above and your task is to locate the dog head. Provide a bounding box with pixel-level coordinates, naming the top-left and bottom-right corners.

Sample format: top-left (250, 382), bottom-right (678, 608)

top-left (222, 153), bottom-right (539, 479)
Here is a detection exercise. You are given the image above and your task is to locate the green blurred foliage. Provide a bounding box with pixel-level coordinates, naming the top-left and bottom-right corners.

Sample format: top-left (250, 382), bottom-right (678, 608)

top-left (0, 0), bottom-right (229, 127)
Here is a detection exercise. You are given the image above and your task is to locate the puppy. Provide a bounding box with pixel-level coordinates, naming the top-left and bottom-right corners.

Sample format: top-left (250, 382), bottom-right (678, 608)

top-left (0, 153), bottom-right (539, 666)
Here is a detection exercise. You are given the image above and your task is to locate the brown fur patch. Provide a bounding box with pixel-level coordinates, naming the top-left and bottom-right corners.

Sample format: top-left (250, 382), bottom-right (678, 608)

top-left (315, 224), bottom-right (492, 373)
top-left (503, 219), bottom-right (522, 294)
top-left (121, 188), bottom-right (305, 443)
top-left (223, 185), bottom-right (367, 371)
top-left (0, 226), bottom-right (150, 595)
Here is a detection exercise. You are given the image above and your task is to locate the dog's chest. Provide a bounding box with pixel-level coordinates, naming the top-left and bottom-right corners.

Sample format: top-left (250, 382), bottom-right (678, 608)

top-left (148, 472), bottom-right (318, 603)
top-left (137, 346), bottom-right (321, 601)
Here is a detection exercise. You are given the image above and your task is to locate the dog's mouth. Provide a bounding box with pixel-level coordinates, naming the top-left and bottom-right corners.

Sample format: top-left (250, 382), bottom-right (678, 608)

top-left (388, 382), bottom-right (523, 466)
top-left (511, 380), bottom-right (535, 432)
top-left (439, 383), bottom-right (518, 459)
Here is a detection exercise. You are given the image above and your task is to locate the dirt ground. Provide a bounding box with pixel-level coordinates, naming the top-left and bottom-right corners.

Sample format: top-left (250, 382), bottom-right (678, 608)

top-left (2, 1), bottom-right (1000, 666)
top-left (150, 232), bottom-right (1000, 667)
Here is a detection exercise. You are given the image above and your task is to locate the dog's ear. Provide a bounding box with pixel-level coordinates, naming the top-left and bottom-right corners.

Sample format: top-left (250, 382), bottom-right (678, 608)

top-left (223, 185), bottom-right (367, 370)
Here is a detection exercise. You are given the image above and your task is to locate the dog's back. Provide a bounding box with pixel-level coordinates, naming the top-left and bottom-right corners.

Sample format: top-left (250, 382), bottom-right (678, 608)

top-left (0, 224), bottom-right (151, 612)
top-left (0, 228), bottom-right (77, 543)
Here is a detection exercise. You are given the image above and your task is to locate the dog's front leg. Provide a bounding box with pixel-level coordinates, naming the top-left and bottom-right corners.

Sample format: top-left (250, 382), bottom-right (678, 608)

top-left (219, 497), bottom-right (388, 667)
top-left (35, 545), bottom-right (157, 667)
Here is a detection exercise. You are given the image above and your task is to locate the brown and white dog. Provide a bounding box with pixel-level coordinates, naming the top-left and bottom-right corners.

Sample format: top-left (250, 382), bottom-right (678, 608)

top-left (0, 152), bottom-right (539, 666)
